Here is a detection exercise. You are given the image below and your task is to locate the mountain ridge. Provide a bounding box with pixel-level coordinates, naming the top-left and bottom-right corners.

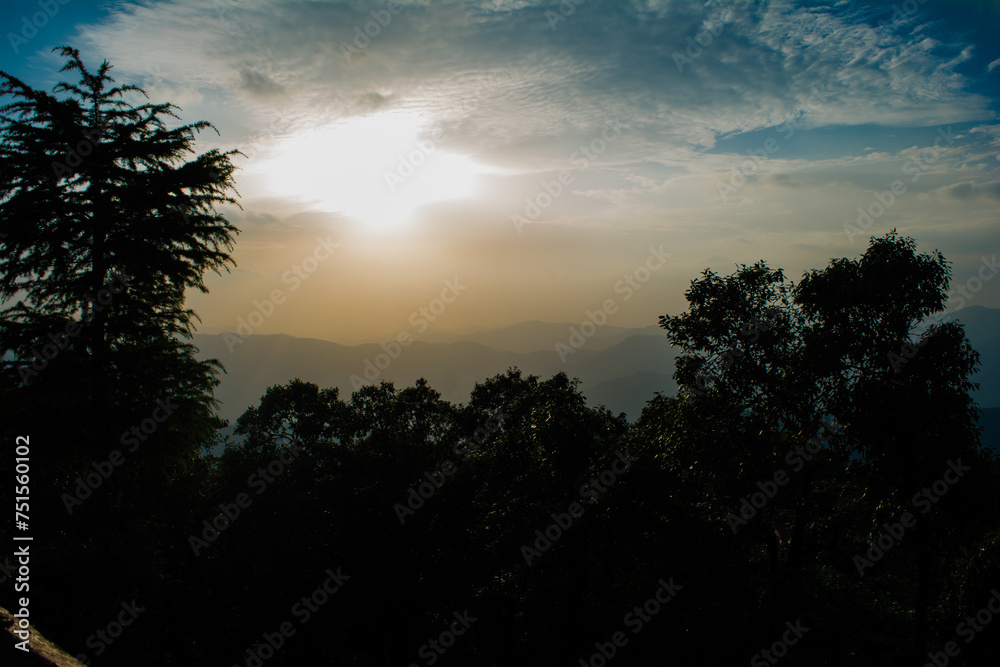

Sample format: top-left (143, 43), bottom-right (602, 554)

top-left (196, 306), bottom-right (999, 426)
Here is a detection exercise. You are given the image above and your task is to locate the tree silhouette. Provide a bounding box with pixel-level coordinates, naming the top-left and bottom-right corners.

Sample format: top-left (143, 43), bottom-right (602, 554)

top-left (795, 231), bottom-right (990, 660)
top-left (0, 46), bottom-right (240, 489)
top-left (0, 46), bottom-right (240, 665)
top-left (658, 231), bottom-right (998, 662)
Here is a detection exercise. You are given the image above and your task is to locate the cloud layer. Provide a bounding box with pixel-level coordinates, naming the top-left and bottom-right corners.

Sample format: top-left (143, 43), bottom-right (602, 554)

top-left (45, 0), bottom-right (1000, 338)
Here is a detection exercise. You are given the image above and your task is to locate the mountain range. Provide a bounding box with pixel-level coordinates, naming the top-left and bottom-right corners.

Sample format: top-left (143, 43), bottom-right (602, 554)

top-left (194, 306), bottom-right (1000, 447)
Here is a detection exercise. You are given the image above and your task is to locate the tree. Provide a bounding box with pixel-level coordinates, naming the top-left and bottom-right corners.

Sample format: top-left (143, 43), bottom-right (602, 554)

top-left (795, 231), bottom-right (987, 659)
top-left (234, 378), bottom-right (349, 453)
top-left (657, 231), bottom-right (994, 662)
top-left (0, 45), bottom-right (239, 472)
top-left (0, 47), bottom-right (240, 664)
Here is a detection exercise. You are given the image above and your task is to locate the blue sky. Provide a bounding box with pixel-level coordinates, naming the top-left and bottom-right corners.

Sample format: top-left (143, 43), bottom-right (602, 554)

top-left (2, 0), bottom-right (999, 342)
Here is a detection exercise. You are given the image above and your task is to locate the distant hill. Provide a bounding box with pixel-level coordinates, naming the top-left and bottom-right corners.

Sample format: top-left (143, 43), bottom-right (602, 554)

top-left (952, 306), bottom-right (1000, 409)
top-left (194, 330), bottom-right (680, 423)
top-left (417, 321), bottom-right (664, 353)
top-left (979, 406), bottom-right (1000, 453)
top-left (195, 306), bottom-right (998, 425)
top-left (584, 371), bottom-right (676, 419)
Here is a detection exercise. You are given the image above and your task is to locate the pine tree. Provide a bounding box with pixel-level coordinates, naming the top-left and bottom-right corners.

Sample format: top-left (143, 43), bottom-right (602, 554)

top-left (0, 46), bottom-right (243, 663)
top-left (0, 46), bottom-right (240, 472)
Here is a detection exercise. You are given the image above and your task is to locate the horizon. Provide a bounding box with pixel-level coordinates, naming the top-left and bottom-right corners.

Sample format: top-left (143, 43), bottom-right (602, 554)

top-left (188, 303), bottom-right (1000, 426)
top-left (193, 303), bottom-right (1000, 346)
top-left (1, 0), bottom-right (999, 343)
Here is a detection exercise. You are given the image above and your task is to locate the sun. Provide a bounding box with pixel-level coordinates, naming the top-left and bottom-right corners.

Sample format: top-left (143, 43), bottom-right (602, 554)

top-left (260, 111), bottom-right (479, 231)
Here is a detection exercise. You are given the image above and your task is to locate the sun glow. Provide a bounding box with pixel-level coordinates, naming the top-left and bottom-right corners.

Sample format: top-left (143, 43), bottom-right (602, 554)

top-left (260, 111), bottom-right (479, 230)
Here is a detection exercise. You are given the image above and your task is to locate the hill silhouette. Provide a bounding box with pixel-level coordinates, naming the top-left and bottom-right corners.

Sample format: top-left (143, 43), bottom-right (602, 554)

top-left (197, 305), bottom-right (998, 423)
top-left (194, 328), bottom-right (679, 422)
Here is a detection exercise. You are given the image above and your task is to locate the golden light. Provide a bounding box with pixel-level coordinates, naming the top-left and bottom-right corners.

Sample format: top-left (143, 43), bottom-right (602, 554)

top-left (260, 111), bottom-right (480, 231)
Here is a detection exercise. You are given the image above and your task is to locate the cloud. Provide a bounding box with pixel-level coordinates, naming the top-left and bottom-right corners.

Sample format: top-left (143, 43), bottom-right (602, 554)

top-left (77, 1), bottom-right (993, 157)
top-left (971, 123), bottom-right (1000, 147)
top-left (936, 180), bottom-right (1000, 201)
top-left (238, 69), bottom-right (285, 98)
top-left (760, 172), bottom-right (800, 188)
top-left (357, 91), bottom-right (390, 109)
top-left (66, 0), bottom-right (1000, 242)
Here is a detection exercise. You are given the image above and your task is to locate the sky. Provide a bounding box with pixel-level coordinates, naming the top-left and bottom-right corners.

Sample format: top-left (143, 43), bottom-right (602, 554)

top-left (2, 0), bottom-right (999, 344)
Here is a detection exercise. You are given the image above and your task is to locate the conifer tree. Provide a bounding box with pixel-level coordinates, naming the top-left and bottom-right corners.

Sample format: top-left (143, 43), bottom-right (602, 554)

top-left (0, 46), bottom-right (240, 472)
top-left (0, 46), bottom-right (243, 663)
